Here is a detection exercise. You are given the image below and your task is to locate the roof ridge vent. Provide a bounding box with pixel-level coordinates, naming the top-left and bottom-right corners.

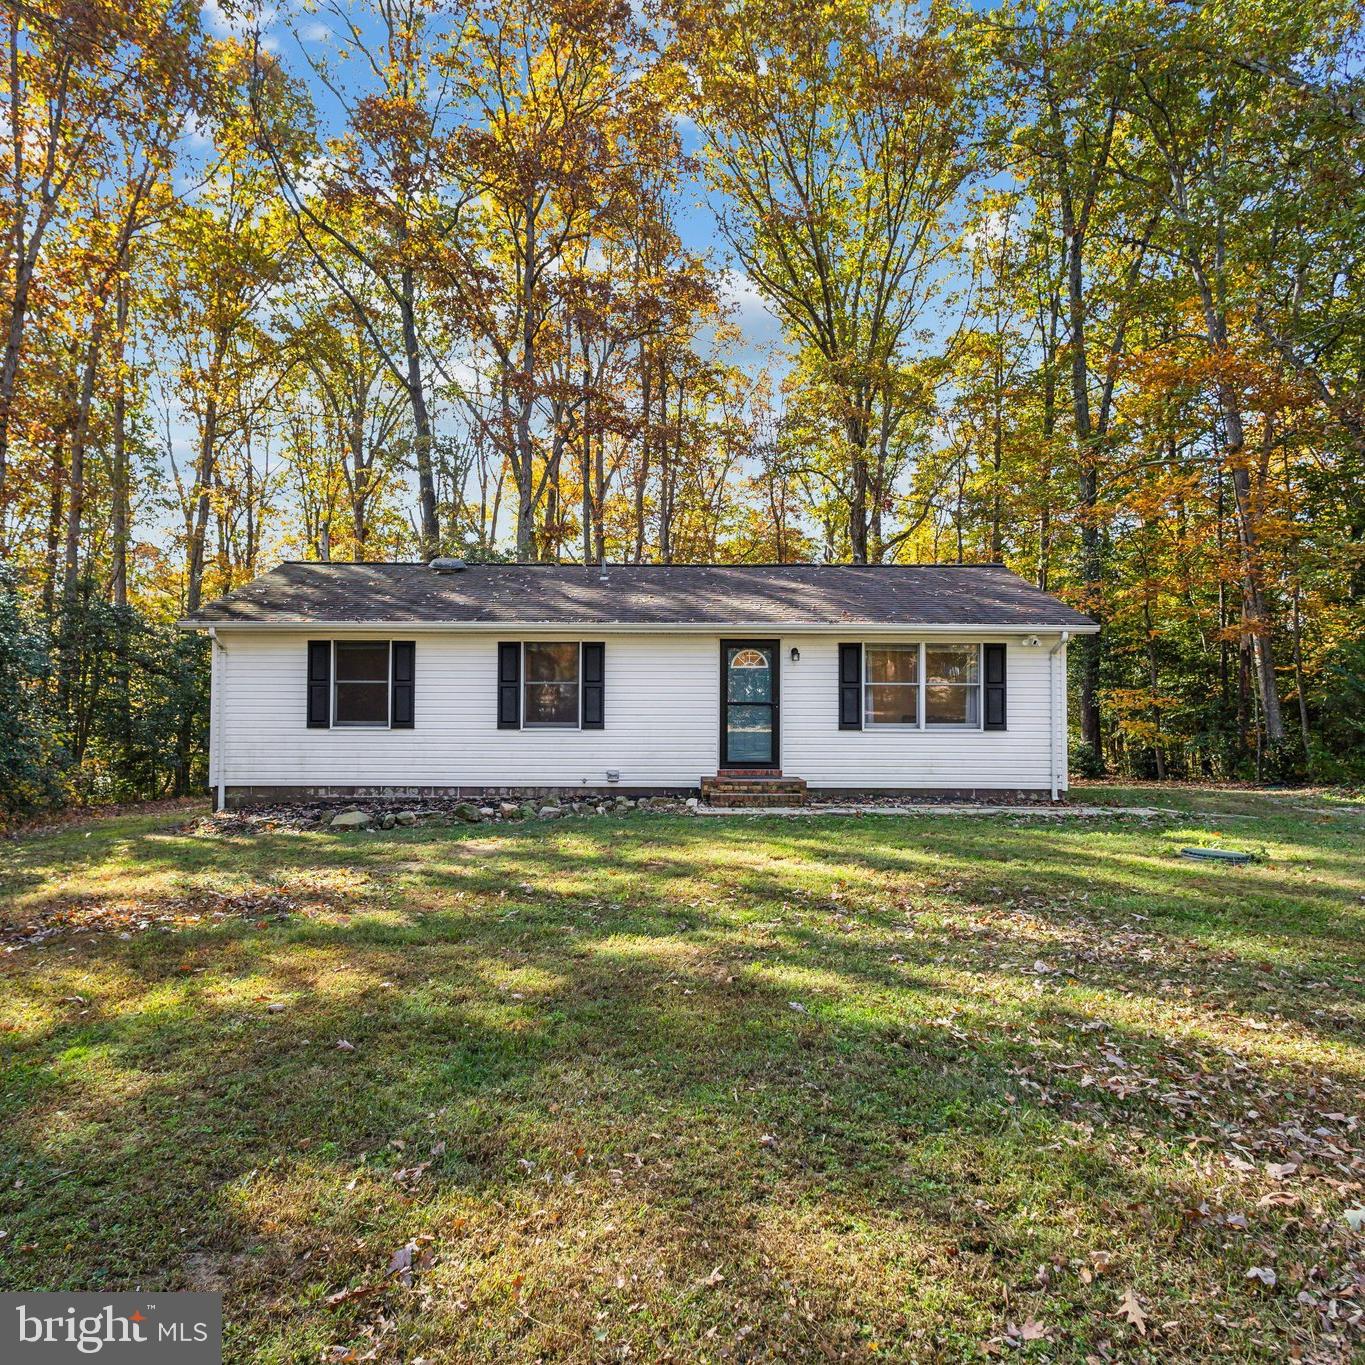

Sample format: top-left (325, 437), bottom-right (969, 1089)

top-left (428, 557), bottom-right (467, 573)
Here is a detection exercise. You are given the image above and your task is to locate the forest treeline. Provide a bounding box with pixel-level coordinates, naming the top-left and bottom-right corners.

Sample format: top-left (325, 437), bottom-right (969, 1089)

top-left (0, 0), bottom-right (1362, 818)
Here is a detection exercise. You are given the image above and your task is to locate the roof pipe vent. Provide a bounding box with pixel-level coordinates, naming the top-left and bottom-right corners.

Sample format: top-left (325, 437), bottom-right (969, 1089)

top-left (428, 557), bottom-right (467, 574)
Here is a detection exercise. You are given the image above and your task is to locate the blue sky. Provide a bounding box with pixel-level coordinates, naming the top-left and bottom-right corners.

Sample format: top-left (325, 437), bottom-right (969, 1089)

top-left (199, 0), bottom-right (788, 361)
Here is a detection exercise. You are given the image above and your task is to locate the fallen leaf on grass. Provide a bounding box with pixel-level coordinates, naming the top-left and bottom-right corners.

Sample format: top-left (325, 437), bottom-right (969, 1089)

top-left (388, 1236), bottom-right (436, 1287)
top-left (335, 1040), bottom-right (355, 1052)
top-left (1246, 1265), bottom-right (1277, 1288)
top-left (1112, 1288), bottom-right (1148, 1335)
top-left (324, 1283), bottom-right (382, 1307)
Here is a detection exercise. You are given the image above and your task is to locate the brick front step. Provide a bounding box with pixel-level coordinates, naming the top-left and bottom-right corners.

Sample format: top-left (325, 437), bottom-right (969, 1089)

top-left (702, 780), bottom-right (806, 795)
top-left (704, 791), bottom-right (802, 809)
top-left (700, 773), bottom-right (808, 807)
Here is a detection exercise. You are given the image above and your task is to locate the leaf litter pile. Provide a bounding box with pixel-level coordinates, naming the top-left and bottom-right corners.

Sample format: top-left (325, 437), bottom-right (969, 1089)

top-left (0, 881), bottom-right (360, 950)
top-left (0, 796), bottom-right (1361, 1361)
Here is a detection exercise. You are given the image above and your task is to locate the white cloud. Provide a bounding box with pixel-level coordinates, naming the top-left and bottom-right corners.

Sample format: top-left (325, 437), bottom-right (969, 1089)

top-left (719, 269), bottom-right (779, 329)
top-left (200, 0), bottom-right (233, 37)
top-left (200, 0), bottom-right (282, 49)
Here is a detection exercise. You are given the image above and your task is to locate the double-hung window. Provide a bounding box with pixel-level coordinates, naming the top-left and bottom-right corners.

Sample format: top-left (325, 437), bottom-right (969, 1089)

top-left (523, 642), bottom-right (581, 727)
top-left (334, 642), bottom-right (391, 726)
top-left (864, 645), bottom-right (920, 726)
top-left (924, 645), bottom-right (981, 727)
top-left (863, 643), bottom-right (982, 730)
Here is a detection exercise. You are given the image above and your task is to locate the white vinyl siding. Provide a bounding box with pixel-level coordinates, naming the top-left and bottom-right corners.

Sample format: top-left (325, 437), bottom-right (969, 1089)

top-left (782, 634), bottom-right (1055, 790)
top-left (209, 630), bottom-right (1067, 792)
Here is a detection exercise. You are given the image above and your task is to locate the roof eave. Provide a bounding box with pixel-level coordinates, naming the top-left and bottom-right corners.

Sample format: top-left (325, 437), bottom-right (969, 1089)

top-left (179, 618), bottom-right (1098, 634)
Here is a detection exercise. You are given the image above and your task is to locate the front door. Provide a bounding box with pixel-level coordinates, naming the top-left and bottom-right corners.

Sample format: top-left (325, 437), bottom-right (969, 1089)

top-left (720, 639), bottom-right (780, 769)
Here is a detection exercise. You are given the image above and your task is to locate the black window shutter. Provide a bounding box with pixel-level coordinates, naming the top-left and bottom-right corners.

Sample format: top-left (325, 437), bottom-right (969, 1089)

top-left (307, 641), bottom-right (331, 728)
top-left (983, 643), bottom-right (1007, 730)
top-left (497, 642), bottom-right (521, 729)
top-left (391, 641), bottom-right (415, 728)
top-left (838, 643), bottom-right (862, 730)
top-left (581, 642), bottom-right (605, 729)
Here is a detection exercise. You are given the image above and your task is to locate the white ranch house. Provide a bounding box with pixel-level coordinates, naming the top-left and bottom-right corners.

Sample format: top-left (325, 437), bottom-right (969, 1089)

top-left (180, 561), bottom-right (1097, 809)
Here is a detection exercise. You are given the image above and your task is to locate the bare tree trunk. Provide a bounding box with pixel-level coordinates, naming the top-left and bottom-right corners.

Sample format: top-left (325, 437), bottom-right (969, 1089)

top-left (0, 205), bottom-right (55, 546)
top-left (42, 448), bottom-right (63, 618)
top-left (0, 251), bottom-right (38, 539)
top-left (400, 263), bottom-right (438, 558)
top-left (1061, 200), bottom-right (1103, 760)
top-left (660, 371), bottom-right (683, 563)
top-left (186, 385), bottom-right (218, 615)
top-left (110, 275), bottom-right (130, 609)
top-left (845, 410), bottom-right (870, 563)
top-left (1036, 286), bottom-right (1060, 592)
top-left (1042, 72), bottom-right (1120, 765)
top-left (1239, 511), bottom-right (1285, 751)
top-left (1179, 199), bottom-right (1286, 752)
top-left (545, 438), bottom-right (560, 562)
top-left (991, 344), bottom-right (1003, 560)
top-left (513, 200), bottom-right (539, 560)
top-left (1219, 399), bottom-right (1285, 749)
top-left (593, 410), bottom-right (606, 566)
top-left (1142, 589), bottom-right (1166, 779)
top-left (62, 318), bottom-right (104, 602)
top-left (581, 356), bottom-right (592, 564)
top-left (1290, 580), bottom-right (1311, 765)
top-left (349, 362), bottom-right (381, 558)
top-left (634, 342), bottom-right (649, 563)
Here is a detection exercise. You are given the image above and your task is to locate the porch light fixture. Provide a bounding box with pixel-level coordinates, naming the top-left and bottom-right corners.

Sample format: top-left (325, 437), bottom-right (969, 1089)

top-left (789, 646), bottom-right (800, 662)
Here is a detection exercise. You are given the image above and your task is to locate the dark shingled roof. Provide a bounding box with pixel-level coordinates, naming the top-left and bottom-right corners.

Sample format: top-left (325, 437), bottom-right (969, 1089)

top-left (181, 562), bottom-right (1097, 630)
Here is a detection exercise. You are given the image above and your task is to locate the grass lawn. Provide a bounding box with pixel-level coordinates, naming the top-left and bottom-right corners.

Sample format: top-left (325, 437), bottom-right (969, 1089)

top-left (1, 790), bottom-right (1363, 1362)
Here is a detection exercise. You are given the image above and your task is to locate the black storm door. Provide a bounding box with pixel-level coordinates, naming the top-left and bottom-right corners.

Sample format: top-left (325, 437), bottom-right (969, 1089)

top-left (720, 640), bottom-right (780, 768)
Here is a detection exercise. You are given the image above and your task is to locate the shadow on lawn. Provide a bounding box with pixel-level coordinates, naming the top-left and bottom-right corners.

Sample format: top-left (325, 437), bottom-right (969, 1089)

top-left (8, 913), bottom-right (1345, 1356)
top-left (2, 816), bottom-right (1363, 1358)
top-left (7, 814), bottom-right (1362, 1041)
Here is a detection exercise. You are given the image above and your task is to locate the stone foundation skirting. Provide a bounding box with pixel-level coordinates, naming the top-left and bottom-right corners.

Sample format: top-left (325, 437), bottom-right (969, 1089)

top-left (220, 784), bottom-right (694, 810)
top-left (219, 783), bottom-right (1057, 810)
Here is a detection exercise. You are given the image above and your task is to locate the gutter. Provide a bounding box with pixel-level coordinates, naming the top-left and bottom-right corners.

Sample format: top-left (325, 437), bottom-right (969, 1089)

top-left (1048, 631), bottom-right (1070, 802)
top-left (179, 619), bottom-right (1101, 635)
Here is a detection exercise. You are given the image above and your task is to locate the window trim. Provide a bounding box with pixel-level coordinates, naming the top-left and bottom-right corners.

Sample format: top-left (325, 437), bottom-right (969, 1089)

top-left (862, 642), bottom-right (984, 733)
top-left (521, 640), bottom-right (583, 730)
top-left (332, 639), bottom-right (393, 729)
top-left (862, 643), bottom-right (921, 729)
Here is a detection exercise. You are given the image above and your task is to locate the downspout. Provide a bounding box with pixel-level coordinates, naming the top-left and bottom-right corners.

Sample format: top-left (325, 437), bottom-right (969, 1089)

top-left (1048, 631), bottom-right (1070, 802)
top-left (209, 627), bottom-right (225, 813)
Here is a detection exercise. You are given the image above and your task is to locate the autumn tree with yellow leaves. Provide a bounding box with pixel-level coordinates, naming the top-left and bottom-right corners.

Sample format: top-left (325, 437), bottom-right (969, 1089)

top-left (0, 0), bottom-right (1361, 816)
